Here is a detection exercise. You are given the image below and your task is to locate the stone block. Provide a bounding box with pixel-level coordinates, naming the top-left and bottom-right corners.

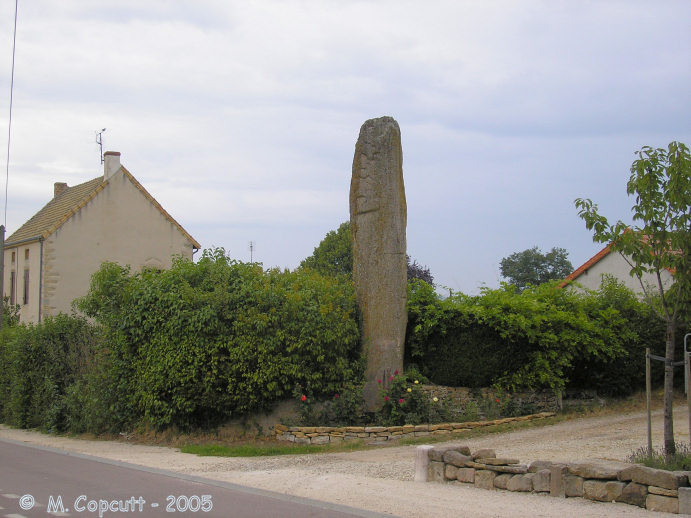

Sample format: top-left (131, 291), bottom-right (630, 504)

top-left (474, 470), bottom-right (496, 490)
top-left (428, 443), bottom-right (472, 461)
top-left (549, 464), bottom-right (568, 498)
top-left (364, 426), bottom-right (387, 433)
top-left (428, 460), bottom-right (445, 482)
top-left (445, 464), bottom-right (459, 480)
top-left (646, 494), bottom-right (679, 514)
top-left (568, 460), bottom-right (627, 479)
top-left (414, 445), bottom-right (434, 482)
top-left (616, 481), bottom-right (647, 508)
top-left (507, 474), bottom-right (534, 492)
top-left (473, 448), bottom-right (496, 460)
top-left (493, 473), bottom-right (512, 489)
top-left (528, 460), bottom-right (553, 473)
top-left (678, 487), bottom-right (691, 514)
top-left (310, 435), bottom-right (330, 445)
top-left (533, 469), bottom-right (551, 492)
top-left (582, 480), bottom-right (625, 502)
top-left (619, 464), bottom-right (688, 489)
top-left (564, 474), bottom-right (584, 497)
top-left (443, 451), bottom-right (473, 467)
top-left (457, 468), bottom-right (475, 484)
top-left (432, 429), bottom-right (451, 435)
top-left (477, 457), bottom-right (520, 466)
top-left (648, 485), bottom-right (678, 497)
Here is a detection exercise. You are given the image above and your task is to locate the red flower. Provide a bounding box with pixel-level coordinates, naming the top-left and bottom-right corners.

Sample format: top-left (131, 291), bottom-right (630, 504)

top-left (495, 398), bottom-right (500, 403)
top-left (377, 379), bottom-right (382, 384)
top-left (388, 376), bottom-right (394, 382)
top-left (398, 398), bottom-right (404, 404)
top-left (334, 394), bottom-right (340, 399)
top-left (300, 395), bottom-right (307, 402)
top-left (394, 369), bottom-right (399, 375)
top-left (384, 396), bottom-right (390, 402)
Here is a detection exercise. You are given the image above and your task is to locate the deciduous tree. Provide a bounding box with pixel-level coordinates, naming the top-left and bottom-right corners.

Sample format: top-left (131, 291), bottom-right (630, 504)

top-left (575, 141), bottom-right (690, 455)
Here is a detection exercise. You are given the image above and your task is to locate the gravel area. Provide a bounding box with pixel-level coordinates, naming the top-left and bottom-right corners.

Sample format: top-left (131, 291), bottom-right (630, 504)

top-left (2, 405), bottom-right (690, 517)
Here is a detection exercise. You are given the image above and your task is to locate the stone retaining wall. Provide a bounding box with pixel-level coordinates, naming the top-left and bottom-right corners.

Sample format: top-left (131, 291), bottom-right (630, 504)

top-left (419, 443), bottom-right (691, 514)
top-left (274, 412), bottom-right (556, 444)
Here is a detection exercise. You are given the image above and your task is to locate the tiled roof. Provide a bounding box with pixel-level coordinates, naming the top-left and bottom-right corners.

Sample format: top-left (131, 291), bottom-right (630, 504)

top-left (5, 168), bottom-right (201, 250)
top-left (558, 244), bottom-right (613, 288)
top-left (6, 176), bottom-right (106, 245)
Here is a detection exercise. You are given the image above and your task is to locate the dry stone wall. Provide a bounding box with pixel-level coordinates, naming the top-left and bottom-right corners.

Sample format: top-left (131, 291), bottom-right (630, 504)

top-left (274, 412), bottom-right (556, 444)
top-left (421, 443), bottom-right (691, 514)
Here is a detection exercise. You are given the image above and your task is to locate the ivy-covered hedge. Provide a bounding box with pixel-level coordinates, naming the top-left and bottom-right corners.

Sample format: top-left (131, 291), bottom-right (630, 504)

top-left (405, 277), bottom-right (669, 395)
top-left (0, 249), bottom-right (362, 433)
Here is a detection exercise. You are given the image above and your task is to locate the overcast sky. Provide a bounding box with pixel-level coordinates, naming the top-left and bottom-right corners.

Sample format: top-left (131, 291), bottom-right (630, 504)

top-left (1, 1), bottom-right (689, 294)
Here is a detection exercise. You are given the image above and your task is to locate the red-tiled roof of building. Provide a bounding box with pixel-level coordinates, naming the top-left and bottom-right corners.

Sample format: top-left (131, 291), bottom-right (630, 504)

top-left (558, 243), bottom-right (613, 288)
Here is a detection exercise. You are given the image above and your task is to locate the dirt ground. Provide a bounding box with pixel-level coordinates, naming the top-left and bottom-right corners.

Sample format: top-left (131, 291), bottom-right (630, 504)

top-left (2, 405), bottom-right (690, 517)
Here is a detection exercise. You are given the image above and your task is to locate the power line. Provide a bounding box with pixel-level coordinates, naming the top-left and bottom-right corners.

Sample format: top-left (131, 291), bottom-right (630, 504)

top-left (4, 0), bottom-right (19, 227)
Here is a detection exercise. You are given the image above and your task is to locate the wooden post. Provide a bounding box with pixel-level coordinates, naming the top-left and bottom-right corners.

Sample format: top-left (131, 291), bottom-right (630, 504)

top-left (646, 347), bottom-right (652, 455)
top-left (687, 350), bottom-right (691, 447)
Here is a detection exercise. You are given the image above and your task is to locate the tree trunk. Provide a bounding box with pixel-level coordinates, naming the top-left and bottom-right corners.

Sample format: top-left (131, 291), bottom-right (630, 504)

top-left (663, 320), bottom-right (677, 455)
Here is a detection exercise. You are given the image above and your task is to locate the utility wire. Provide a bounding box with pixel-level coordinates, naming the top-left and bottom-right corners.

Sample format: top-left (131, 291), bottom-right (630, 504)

top-left (5, 0), bottom-right (19, 227)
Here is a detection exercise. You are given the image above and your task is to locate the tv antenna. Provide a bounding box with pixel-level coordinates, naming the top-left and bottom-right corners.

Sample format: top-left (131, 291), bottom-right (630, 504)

top-left (249, 241), bottom-right (255, 263)
top-left (95, 128), bottom-right (106, 164)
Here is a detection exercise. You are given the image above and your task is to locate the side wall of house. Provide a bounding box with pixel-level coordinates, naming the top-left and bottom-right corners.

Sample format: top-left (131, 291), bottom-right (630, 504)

top-left (42, 170), bottom-right (195, 318)
top-left (571, 250), bottom-right (673, 293)
top-left (2, 241), bottom-right (42, 323)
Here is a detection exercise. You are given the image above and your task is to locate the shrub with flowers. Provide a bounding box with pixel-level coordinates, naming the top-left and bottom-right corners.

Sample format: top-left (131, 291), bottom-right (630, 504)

top-left (294, 382), bottom-right (367, 426)
top-left (375, 371), bottom-right (450, 426)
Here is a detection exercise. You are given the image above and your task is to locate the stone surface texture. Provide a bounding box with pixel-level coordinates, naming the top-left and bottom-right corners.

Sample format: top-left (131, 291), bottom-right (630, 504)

top-left (349, 116), bottom-right (407, 410)
top-left (582, 480), bottom-right (625, 502)
top-left (618, 482), bottom-right (648, 508)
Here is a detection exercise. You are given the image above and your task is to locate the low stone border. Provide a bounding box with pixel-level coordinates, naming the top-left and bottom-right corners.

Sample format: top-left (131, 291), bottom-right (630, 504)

top-left (273, 412), bottom-right (556, 444)
top-left (417, 443), bottom-right (691, 514)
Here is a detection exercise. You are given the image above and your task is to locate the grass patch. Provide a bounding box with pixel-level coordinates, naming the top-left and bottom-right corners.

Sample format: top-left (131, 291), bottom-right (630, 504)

top-left (180, 438), bottom-right (369, 457)
top-left (628, 443), bottom-right (691, 471)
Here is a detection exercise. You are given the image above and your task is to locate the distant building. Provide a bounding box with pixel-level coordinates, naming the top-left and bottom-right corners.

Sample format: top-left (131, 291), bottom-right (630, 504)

top-left (2, 151), bottom-right (200, 323)
top-left (560, 242), bottom-right (674, 294)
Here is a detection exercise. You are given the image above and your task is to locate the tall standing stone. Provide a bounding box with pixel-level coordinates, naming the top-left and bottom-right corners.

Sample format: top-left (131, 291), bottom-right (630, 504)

top-left (349, 116), bottom-right (407, 410)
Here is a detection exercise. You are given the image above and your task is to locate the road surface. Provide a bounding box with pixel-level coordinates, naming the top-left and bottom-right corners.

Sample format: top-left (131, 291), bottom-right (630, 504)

top-left (0, 438), bottom-right (394, 518)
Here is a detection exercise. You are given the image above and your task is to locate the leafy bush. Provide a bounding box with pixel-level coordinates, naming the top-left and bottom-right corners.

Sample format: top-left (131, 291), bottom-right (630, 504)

top-left (375, 371), bottom-right (451, 425)
top-left (405, 278), bottom-right (654, 394)
top-left (294, 381), bottom-right (367, 426)
top-left (0, 314), bottom-right (100, 432)
top-left (76, 249), bottom-right (362, 430)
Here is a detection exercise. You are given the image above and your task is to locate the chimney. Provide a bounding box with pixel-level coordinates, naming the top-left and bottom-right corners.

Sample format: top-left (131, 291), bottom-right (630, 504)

top-left (103, 151), bottom-right (121, 179)
top-left (54, 182), bottom-right (68, 198)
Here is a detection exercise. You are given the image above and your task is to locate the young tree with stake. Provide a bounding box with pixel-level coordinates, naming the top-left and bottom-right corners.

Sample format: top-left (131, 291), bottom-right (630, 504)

top-left (575, 141), bottom-right (690, 455)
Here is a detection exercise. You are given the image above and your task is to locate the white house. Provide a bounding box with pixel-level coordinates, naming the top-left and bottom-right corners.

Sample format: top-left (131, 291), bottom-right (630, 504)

top-left (2, 151), bottom-right (201, 323)
top-left (561, 243), bottom-right (674, 294)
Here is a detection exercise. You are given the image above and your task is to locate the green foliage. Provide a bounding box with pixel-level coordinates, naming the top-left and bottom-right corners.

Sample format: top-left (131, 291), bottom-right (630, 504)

top-left (575, 141), bottom-right (690, 324)
top-left (628, 443), bottom-right (691, 471)
top-left (2, 296), bottom-right (20, 328)
top-left (575, 141), bottom-right (690, 454)
top-left (0, 315), bottom-right (100, 432)
top-left (500, 246), bottom-right (573, 291)
top-left (405, 278), bottom-right (653, 393)
top-left (300, 222), bottom-right (353, 277)
top-left (375, 371), bottom-right (451, 425)
top-left (76, 249), bottom-right (362, 430)
top-left (294, 381), bottom-right (367, 426)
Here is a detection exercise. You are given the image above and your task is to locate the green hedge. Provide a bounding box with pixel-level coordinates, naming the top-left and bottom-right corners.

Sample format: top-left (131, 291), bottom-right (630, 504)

top-left (76, 249), bottom-right (362, 430)
top-left (405, 277), bottom-right (666, 395)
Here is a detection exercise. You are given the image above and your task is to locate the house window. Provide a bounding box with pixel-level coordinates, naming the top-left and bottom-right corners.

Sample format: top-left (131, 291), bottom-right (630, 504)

top-left (25, 249), bottom-right (29, 260)
top-left (23, 269), bottom-right (29, 305)
top-left (11, 251), bottom-right (15, 263)
top-left (10, 271), bottom-right (15, 305)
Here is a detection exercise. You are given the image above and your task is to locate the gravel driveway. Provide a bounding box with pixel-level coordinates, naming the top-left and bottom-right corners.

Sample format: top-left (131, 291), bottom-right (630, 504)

top-left (2, 405), bottom-right (689, 517)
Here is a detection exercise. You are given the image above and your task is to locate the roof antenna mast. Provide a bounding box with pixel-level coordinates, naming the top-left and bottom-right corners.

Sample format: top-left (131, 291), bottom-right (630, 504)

top-left (95, 128), bottom-right (106, 164)
top-left (249, 241), bottom-right (255, 263)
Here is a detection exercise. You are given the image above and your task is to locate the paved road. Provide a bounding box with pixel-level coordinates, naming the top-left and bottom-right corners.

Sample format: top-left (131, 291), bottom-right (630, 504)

top-left (0, 438), bottom-right (395, 518)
